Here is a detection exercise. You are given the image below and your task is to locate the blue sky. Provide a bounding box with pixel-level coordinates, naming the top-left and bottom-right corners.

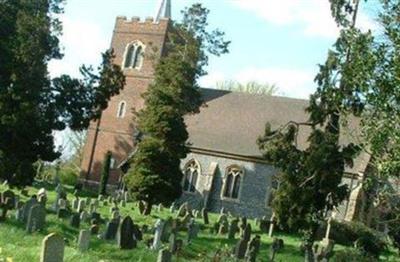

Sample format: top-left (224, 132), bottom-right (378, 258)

top-left (49, 0), bottom-right (378, 99)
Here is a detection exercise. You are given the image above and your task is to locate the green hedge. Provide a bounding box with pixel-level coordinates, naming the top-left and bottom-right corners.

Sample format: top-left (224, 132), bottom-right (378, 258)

top-left (317, 220), bottom-right (387, 257)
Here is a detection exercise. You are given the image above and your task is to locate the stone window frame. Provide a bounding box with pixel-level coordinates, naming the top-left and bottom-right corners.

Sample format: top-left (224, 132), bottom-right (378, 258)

top-left (122, 40), bottom-right (146, 70)
top-left (182, 159), bottom-right (201, 194)
top-left (221, 165), bottom-right (244, 202)
top-left (116, 100), bottom-right (127, 118)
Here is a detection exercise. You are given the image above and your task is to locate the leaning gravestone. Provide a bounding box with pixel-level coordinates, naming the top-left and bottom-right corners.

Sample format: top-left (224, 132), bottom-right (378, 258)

top-left (26, 204), bottom-right (46, 233)
top-left (40, 233), bottom-right (64, 262)
top-left (118, 216), bottom-right (136, 249)
top-left (78, 229), bottom-right (90, 252)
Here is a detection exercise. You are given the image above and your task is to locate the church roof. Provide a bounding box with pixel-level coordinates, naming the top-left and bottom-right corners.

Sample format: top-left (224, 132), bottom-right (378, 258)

top-left (184, 88), bottom-right (370, 175)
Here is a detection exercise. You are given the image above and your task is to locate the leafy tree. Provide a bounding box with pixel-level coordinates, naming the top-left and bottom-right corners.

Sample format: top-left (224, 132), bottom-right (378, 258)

top-left (0, 0), bottom-right (125, 187)
top-left (216, 80), bottom-right (278, 95)
top-left (99, 151), bottom-right (112, 196)
top-left (258, 0), bottom-right (376, 260)
top-left (125, 4), bottom-right (230, 214)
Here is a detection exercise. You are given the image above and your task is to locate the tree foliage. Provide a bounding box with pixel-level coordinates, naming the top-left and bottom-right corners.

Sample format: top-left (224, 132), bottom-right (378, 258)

top-left (216, 80), bottom-right (278, 95)
top-left (99, 151), bottom-right (112, 196)
top-left (0, 0), bottom-right (125, 187)
top-left (257, 0), bottom-right (376, 258)
top-left (125, 4), bottom-right (230, 209)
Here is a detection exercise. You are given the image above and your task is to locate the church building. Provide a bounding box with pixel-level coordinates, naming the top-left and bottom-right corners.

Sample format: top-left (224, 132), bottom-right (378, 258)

top-left (80, 0), bottom-right (369, 219)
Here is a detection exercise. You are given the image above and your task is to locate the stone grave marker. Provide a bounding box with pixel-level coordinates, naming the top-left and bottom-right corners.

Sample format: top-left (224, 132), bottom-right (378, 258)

top-left (243, 223), bottom-right (252, 242)
top-left (152, 219), bottom-right (165, 250)
top-left (202, 208), bottom-right (209, 224)
top-left (228, 218), bottom-right (239, 239)
top-left (234, 238), bottom-right (248, 259)
top-left (77, 199), bottom-right (86, 212)
top-left (80, 210), bottom-right (89, 223)
top-left (40, 233), bottom-right (64, 262)
top-left (78, 229), bottom-right (90, 252)
top-left (23, 196), bottom-right (38, 223)
top-left (118, 216), bottom-right (136, 249)
top-left (26, 204), bottom-right (46, 233)
top-left (157, 248), bottom-right (172, 262)
top-left (70, 213), bottom-right (80, 228)
top-left (72, 197), bottom-right (79, 211)
top-left (104, 219), bottom-right (119, 240)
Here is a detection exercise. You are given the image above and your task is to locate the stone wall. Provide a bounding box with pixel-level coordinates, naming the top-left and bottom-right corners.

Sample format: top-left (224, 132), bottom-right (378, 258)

top-left (177, 152), bottom-right (275, 219)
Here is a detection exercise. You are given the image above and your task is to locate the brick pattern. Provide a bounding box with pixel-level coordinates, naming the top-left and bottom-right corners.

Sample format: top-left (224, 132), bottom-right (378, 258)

top-left (80, 17), bottom-right (170, 185)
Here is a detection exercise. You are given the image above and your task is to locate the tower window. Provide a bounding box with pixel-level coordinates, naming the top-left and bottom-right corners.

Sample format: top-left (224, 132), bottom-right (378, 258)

top-left (223, 166), bottom-right (243, 199)
top-left (117, 101), bottom-right (126, 118)
top-left (183, 160), bottom-right (200, 193)
top-left (123, 42), bottom-right (145, 70)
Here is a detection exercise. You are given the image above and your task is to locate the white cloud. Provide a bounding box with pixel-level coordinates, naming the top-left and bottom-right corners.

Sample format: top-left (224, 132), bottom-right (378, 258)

top-left (230, 0), bottom-right (377, 38)
top-left (199, 71), bottom-right (227, 88)
top-left (48, 17), bottom-right (109, 78)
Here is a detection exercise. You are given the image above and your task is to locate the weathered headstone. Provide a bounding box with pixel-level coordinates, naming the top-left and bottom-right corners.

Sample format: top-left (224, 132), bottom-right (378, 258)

top-left (234, 238), bottom-right (248, 259)
top-left (40, 233), bottom-right (64, 262)
top-left (78, 229), bottom-right (90, 252)
top-left (104, 220), bottom-right (119, 240)
top-left (26, 204), bottom-right (46, 233)
top-left (243, 223), bottom-right (252, 242)
top-left (70, 213), bottom-right (80, 228)
top-left (77, 199), bottom-right (86, 212)
top-left (72, 197), bottom-right (79, 211)
top-left (157, 248), bottom-right (172, 262)
top-left (23, 196), bottom-right (38, 223)
top-left (80, 210), bottom-right (89, 223)
top-left (152, 219), bottom-right (165, 250)
top-left (176, 203), bottom-right (187, 217)
top-left (228, 218), bottom-right (239, 239)
top-left (202, 208), bottom-right (209, 224)
top-left (118, 216), bottom-right (136, 249)
top-left (138, 201), bottom-right (145, 215)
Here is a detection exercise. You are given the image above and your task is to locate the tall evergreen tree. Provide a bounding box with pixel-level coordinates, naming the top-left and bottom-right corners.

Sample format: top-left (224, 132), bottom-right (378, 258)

top-left (99, 151), bottom-right (112, 196)
top-left (257, 0), bottom-right (376, 260)
top-left (125, 4), bottom-right (230, 214)
top-left (0, 0), bottom-right (125, 187)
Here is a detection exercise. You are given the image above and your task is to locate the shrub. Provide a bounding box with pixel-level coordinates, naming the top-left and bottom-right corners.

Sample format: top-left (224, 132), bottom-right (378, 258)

top-left (332, 249), bottom-right (378, 262)
top-left (318, 220), bottom-right (387, 257)
top-left (99, 151), bottom-right (112, 196)
top-left (58, 169), bottom-right (78, 186)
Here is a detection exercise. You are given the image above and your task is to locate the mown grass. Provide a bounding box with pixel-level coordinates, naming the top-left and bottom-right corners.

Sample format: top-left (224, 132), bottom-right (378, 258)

top-left (0, 182), bottom-right (398, 262)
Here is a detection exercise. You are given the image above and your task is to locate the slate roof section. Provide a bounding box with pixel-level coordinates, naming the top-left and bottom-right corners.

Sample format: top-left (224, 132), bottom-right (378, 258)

top-left (184, 88), bottom-right (370, 175)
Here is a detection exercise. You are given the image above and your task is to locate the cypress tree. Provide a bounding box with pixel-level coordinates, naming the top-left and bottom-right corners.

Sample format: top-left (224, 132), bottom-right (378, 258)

top-left (99, 151), bottom-right (112, 196)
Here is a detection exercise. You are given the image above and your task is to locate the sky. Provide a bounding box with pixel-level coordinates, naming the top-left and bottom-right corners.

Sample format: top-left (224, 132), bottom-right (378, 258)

top-left (48, 0), bottom-right (379, 100)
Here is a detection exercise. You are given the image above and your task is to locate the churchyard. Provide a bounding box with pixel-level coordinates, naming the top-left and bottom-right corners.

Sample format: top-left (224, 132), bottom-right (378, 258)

top-left (0, 181), bottom-right (398, 262)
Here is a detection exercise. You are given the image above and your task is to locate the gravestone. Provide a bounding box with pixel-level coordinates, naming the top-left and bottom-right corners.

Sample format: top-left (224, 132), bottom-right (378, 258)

top-left (202, 208), bottom-right (209, 224)
top-left (90, 224), bottom-right (99, 235)
top-left (78, 229), bottom-right (90, 252)
top-left (2, 190), bottom-right (15, 209)
top-left (104, 220), bottom-right (119, 240)
top-left (40, 233), bottom-right (64, 262)
top-left (85, 197), bottom-right (91, 206)
top-left (218, 219), bottom-right (229, 235)
top-left (176, 203), bottom-right (187, 217)
top-left (245, 235), bottom-right (261, 262)
top-left (90, 212), bottom-right (101, 224)
top-left (38, 195), bottom-right (47, 207)
top-left (228, 218), bottom-right (239, 239)
top-left (259, 217), bottom-right (270, 233)
top-left (118, 216), bottom-right (136, 249)
top-left (161, 217), bottom-right (173, 242)
top-left (120, 199), bottom-right (126, 207)
top-left (77, 199), bottom-right (86, 212)
top-left (157, 248), bottom-right (172, 262)
top-left (132, 223), bottom-right (143, 241)
top-left (15, 201), bottom-right (24, 221)
top-left (23, 196), bottom-right (38, 223)
top-left (243, 224), bottom-right (252, 242)
top-left (269, 213), bottom-right (276, 238)
top-left (270, 237), bottom-right (284, 261)
top-left (70, 213), bottom-right (80, 228)
top-left (152, 219), bottom-right (165, 250)
top-left (72, 197), bottom-right (79, 211)
top-left (217, 214), bottom-right (228, 225)
top-left (138, 201), bottom-right (145, 215)
top-left (186, 219), bottom-right (199, 244)
top-left (169, 233), bottom-right (178, 253)
top-left (169, 202), bottom-right (177, 213)
top-left (181, 213), bottom-right (191, 227)
top-left (234, 238), bottom-right (248, 259)
top-left (80, 210), bottom-right (89, 223)
top-left (98, 194), bottom-right (104, 201)
top-left (26, 204), bottom-right (46, 233)
top-left (157, 203), bottom-right (164, 212)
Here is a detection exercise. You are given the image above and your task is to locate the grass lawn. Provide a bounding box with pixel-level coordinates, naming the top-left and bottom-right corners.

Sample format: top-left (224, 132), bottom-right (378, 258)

top-left (0, 182), bottom-right (398, 262)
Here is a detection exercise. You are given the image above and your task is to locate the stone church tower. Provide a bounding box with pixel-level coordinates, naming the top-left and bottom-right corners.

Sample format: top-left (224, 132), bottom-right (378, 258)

top-left (80, 1), bottom-right (171, 186)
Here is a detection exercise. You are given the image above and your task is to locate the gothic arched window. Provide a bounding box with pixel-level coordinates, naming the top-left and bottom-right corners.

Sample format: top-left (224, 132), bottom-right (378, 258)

top-left (223, 166), bottom-right (243, 199)
top-left (183, 160), bottom-right (200, 193)
top-left (123, 42), bottom-right (145, 70)
top-left (117, 101), bottom-right (126, 118)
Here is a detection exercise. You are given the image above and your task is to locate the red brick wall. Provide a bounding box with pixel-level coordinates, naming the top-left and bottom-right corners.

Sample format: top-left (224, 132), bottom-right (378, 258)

top-left (80, 17), bottom-right (170, 185)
